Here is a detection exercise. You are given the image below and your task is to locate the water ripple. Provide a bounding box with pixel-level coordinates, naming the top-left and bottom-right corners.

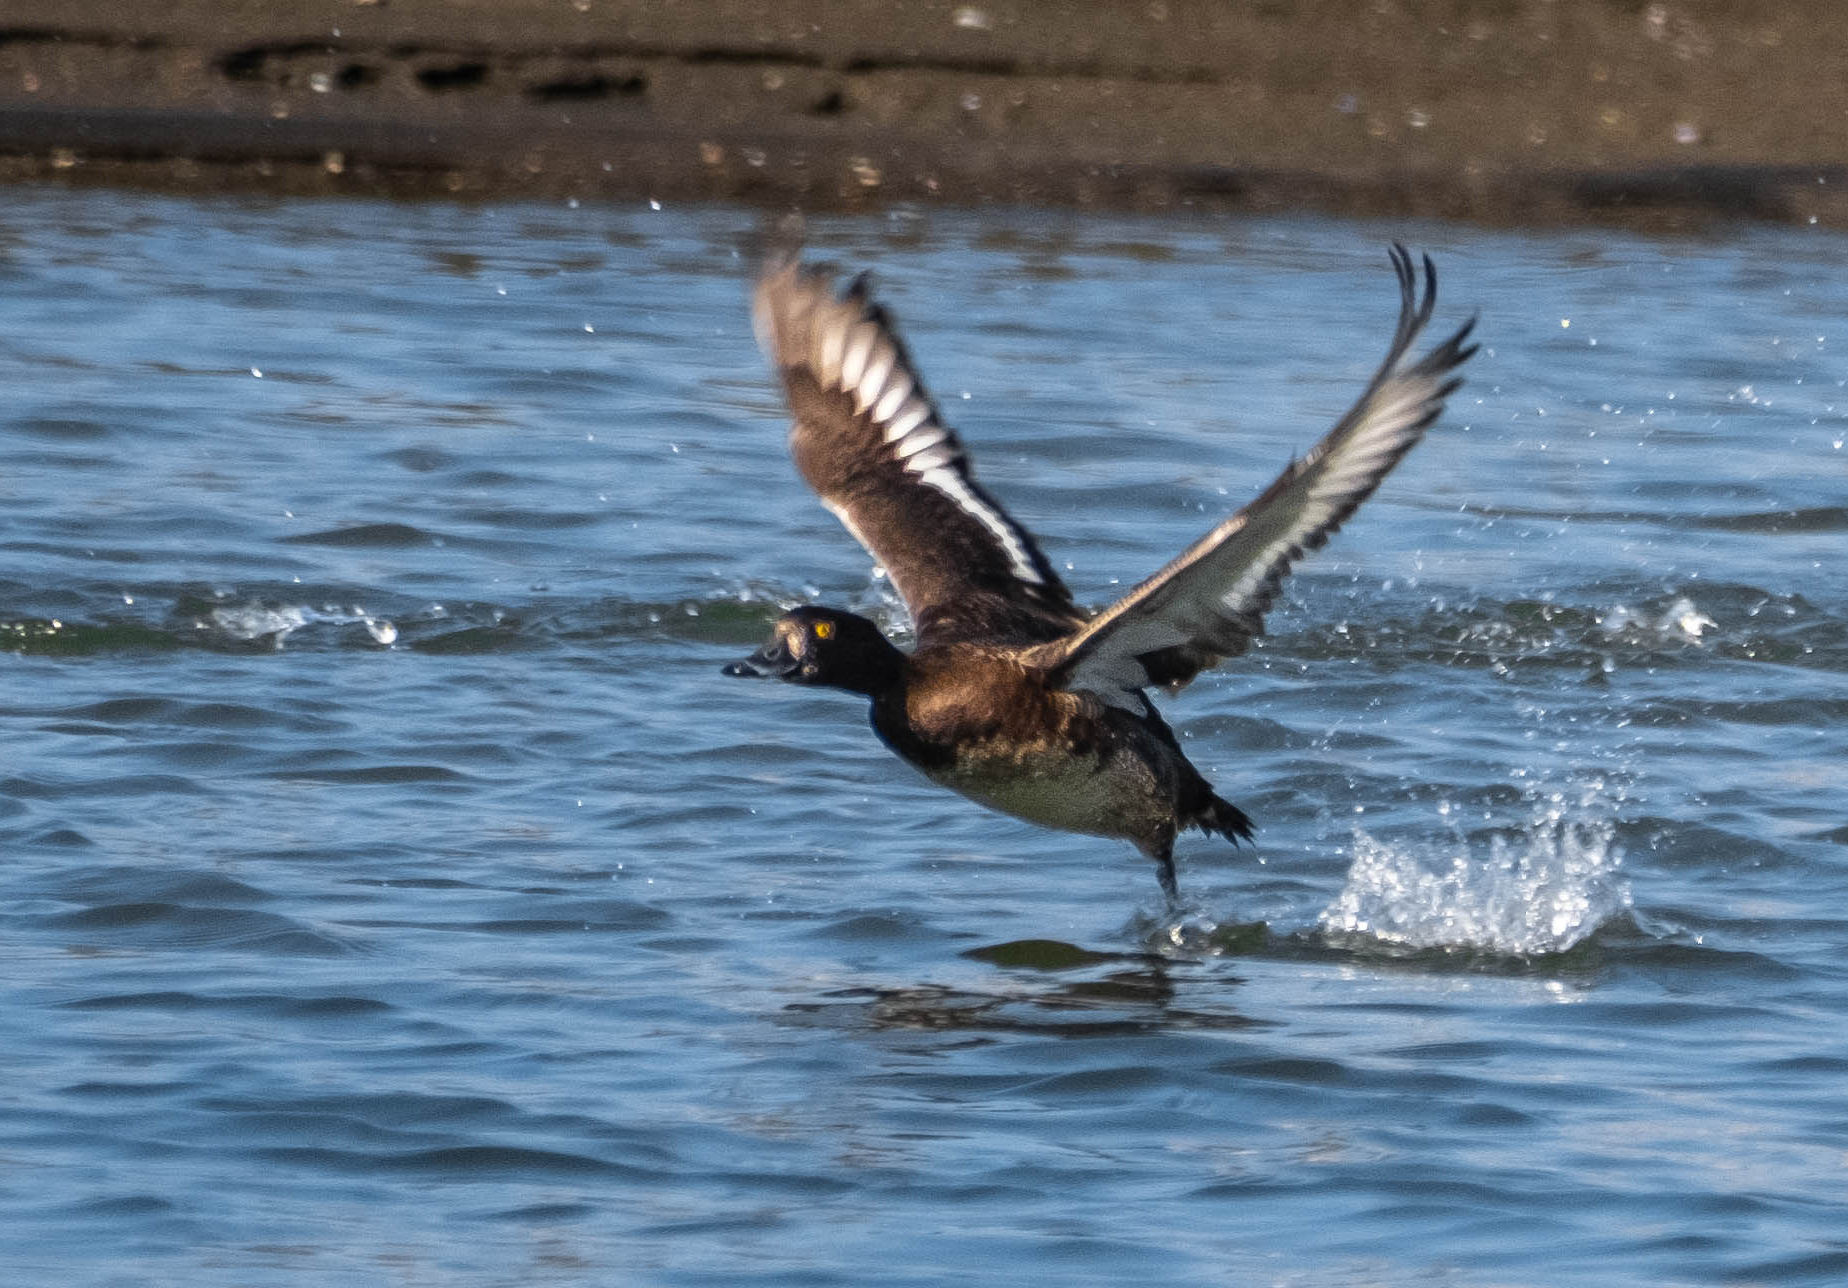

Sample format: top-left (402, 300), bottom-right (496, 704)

top-left (1, 193), bottom-right (1844, 1286)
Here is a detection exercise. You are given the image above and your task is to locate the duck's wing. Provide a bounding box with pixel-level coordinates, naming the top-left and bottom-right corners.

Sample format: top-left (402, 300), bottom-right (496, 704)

top-left (754, 256), bottom-right (1084, 645)
top-left (1022, 245), bottom-right (1477, 707)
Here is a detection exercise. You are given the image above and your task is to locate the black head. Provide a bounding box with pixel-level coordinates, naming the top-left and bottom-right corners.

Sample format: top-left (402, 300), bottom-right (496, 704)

top-left (722, 606), bottom-right (903, 696)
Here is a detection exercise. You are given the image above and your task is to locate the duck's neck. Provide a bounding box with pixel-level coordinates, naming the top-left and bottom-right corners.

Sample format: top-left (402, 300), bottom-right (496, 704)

top-left (863, 649), bottom-right (936, 768)
top-left (834, 635), bottom-right (908, 700)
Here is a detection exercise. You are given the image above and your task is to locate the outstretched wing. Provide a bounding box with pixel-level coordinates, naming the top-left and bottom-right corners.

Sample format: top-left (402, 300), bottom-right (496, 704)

top-left (1022, 245), bottom-right (1477, 707)
top-left (754, 256), bottom-right (1084, 645)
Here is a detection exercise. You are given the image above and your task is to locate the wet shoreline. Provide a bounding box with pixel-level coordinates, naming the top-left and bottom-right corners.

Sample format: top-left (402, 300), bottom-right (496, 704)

top-left (3, 1), bottom-right (1847, 228)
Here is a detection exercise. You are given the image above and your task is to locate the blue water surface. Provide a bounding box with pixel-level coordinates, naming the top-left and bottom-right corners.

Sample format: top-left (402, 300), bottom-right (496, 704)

top-left (1, 188), bottom-right (1845, 1286)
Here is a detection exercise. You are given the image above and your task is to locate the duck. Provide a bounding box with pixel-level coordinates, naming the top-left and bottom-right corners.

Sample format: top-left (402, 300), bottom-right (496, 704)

top-left (725, 244), bottom-right (1476, 901)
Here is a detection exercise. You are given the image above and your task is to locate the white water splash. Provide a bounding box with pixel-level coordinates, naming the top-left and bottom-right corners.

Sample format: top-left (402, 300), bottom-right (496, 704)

top-left (1319, 807), bottom-right (1630, 956)
top-left (1598, 594), bottom-right (1714, 643)
top-left (206, 601), bottom-right (396, 649)
top-left (207, 602), bottom-right (309, 646)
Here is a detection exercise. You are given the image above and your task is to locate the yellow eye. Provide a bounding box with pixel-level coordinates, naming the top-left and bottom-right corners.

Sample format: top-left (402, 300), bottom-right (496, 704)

top-left (813, 620), bottom-right (834, 640)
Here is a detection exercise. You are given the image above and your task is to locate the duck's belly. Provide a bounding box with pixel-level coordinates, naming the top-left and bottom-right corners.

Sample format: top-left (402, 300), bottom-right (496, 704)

top-left (925, 745), bottom-right (1162, 843)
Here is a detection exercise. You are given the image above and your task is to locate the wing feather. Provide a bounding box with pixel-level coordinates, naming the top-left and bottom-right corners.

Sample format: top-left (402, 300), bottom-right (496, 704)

top-left (754, 256), bottom-right (1084, 645)
top-left (1022, 245), bottom-right (1477, 705)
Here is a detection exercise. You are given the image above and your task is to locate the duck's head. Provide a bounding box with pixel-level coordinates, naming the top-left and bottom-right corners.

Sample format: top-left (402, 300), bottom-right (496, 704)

top-left (722, 606), bottom-right (902, 695)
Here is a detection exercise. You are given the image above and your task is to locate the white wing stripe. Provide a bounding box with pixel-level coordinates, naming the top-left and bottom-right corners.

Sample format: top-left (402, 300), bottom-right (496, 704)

top-left (817, 321), bottom-right (846, 384)
top-left (858, 350), bottom-right (897, 412)
top-left (840, 325), bottom-right (876, 392)
top-left (759, 258), bottom-right (1078, 619)
top-left (821, 496), bottom-right (876, 558)
top-left (915, 464), bottom-right (1046, 586)
top-left (1030, 245), bottom-right (1475, 705)
top-left (895, 426), bottom-right (951, 459)
top-left (882, 402), bottom-right (932, 442)
top-left (872, 381), bottom-right (912, 423)
top-left (907, 444), bottom-right (957, 472)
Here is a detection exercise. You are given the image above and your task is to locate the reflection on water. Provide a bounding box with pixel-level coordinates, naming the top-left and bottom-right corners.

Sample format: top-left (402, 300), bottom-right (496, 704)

top-left (1, 188), bottom-right (1846, 1284)
top-left (785, 961), bottom-right (1261, 1041)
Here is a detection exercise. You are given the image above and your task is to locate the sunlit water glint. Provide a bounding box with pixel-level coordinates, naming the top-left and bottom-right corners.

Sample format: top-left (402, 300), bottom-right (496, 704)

top-left (2, 189), bottom-right (1845, 1285)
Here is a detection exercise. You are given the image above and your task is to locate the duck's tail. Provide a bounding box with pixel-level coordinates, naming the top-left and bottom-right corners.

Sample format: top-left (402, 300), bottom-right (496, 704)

top-left (1193, 790), bottom-right (1255, 849)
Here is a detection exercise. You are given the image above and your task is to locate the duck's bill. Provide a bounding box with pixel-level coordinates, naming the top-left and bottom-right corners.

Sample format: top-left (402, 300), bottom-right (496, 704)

top-left (722, 640), bottom-right (798, 679)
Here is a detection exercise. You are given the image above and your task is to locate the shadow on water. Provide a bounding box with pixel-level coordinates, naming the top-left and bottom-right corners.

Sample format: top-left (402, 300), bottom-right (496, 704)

top-left (775, 909), bottom-right (1679, 1045)
top-left (783, 940), bottom-right (1262, 1038)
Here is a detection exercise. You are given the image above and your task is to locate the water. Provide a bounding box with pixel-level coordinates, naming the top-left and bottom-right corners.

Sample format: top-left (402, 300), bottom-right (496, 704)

top-left (1, 189), bottom-right (1844, 1286)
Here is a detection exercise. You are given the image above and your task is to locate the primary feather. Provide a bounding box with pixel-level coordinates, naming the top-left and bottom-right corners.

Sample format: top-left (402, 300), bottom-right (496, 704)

top-left (1021, 246), bottom-right (1477, 708)
top-left (754, 258), bottom-right (1083, 646)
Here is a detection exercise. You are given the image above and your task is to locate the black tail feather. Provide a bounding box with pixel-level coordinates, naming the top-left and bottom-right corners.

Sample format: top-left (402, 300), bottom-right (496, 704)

top-left (1197, 793), bottom-right (1254, 847)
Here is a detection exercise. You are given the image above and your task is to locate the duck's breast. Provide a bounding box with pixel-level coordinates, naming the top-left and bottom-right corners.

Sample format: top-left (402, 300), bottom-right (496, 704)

top-left (883, 655), bottom-right (1176, 843)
